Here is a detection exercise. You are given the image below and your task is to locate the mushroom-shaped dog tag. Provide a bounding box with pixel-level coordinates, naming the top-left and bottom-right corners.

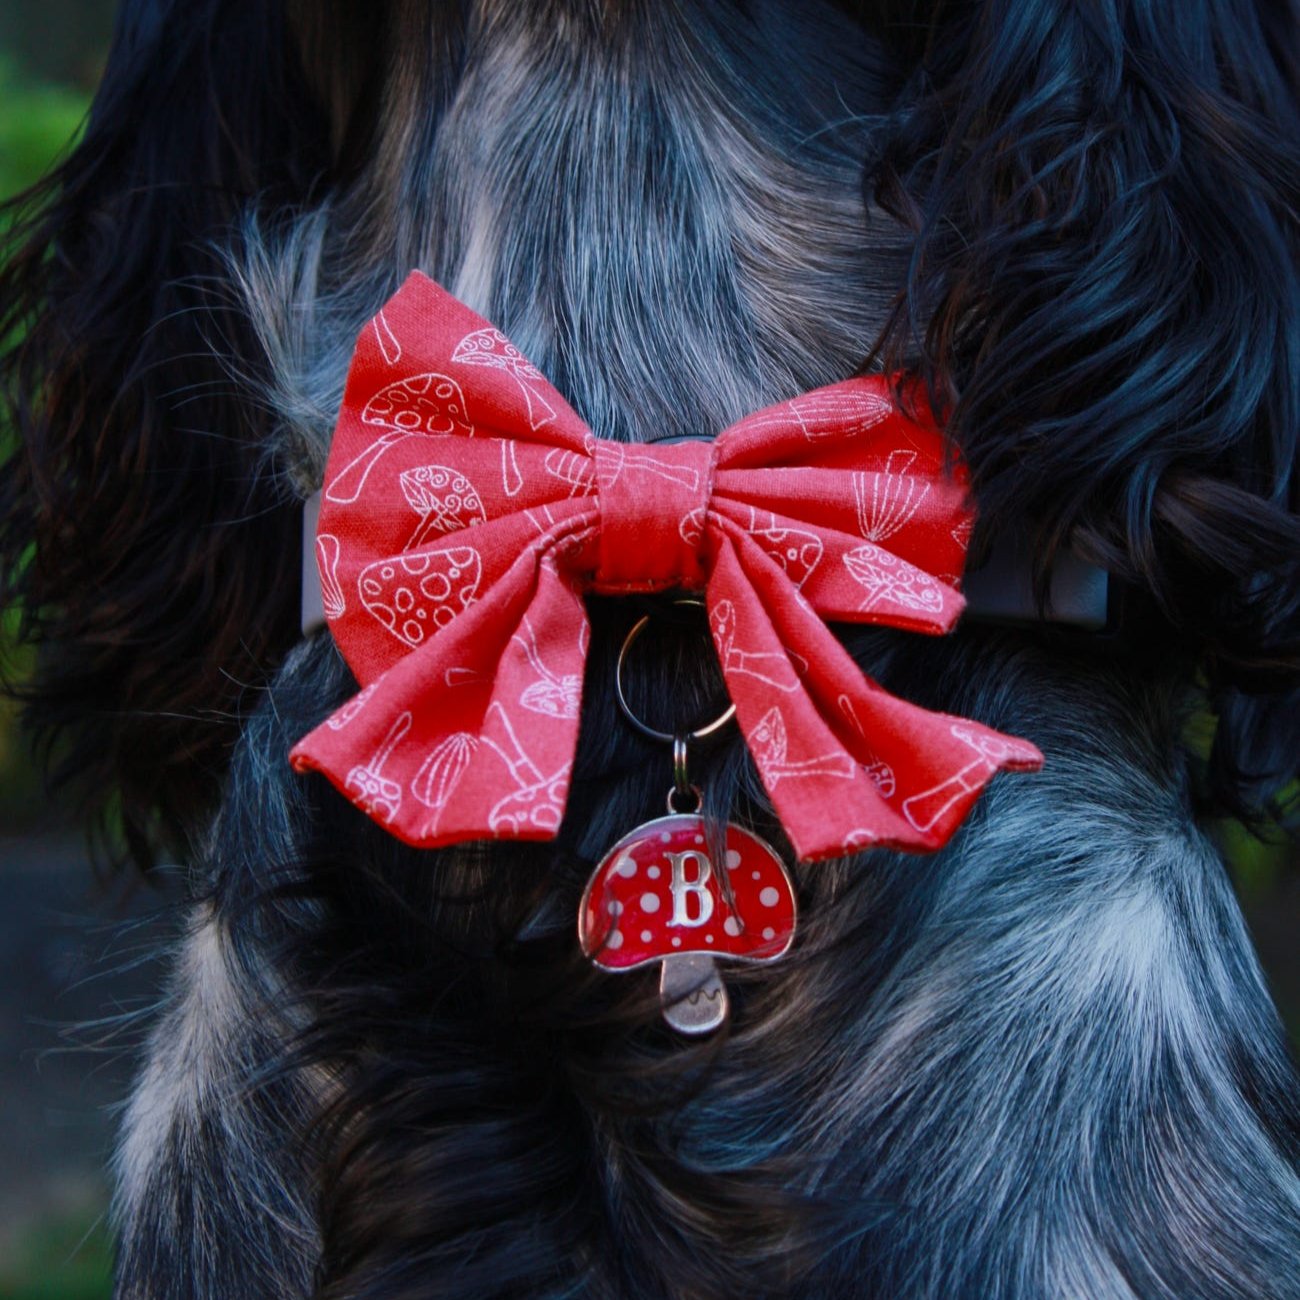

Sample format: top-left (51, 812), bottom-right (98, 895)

top-left (579, 814), bottom-right (796, 1034)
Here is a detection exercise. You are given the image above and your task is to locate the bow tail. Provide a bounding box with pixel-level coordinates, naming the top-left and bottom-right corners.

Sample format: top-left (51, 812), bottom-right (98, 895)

top-left (708, 533), bottom-right (1042, 861)
top-left (291, 547), bottom-right (589, 849)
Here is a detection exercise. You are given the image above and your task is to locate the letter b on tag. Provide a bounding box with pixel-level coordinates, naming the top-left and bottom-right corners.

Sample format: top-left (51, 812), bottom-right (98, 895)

top-left (667, 850), bottom-right (714, 927)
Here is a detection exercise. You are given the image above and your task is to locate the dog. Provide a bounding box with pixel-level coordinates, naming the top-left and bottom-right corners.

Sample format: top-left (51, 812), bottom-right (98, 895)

top-left (2, 1), bottom-right (1299, 1295)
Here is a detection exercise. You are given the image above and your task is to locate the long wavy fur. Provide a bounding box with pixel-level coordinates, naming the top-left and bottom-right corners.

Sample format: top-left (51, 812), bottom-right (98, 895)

top-left (868, 0), bottom-right (1300, 819)
top-left (2, 1), bottom-right (1298, 1296)
top-left (0, 0), bottom-right (328, 861)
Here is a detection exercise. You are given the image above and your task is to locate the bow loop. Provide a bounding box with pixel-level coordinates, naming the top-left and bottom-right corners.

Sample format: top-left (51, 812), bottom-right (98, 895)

top-left (290, 273), bottom-right (1042, 857)
top-left (592, 438), bottom-right (716, 592)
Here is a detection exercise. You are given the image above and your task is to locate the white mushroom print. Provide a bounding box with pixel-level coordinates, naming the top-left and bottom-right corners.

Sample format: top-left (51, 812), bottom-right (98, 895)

top-left (579, 815), bottom-right (797, 1034)
top-left (452, 327), bottom-right (557, 432)
top-left (678, 507), bottom-right (706, 548)
top-left (749, 706), bottom-right (855, 784)
top-left (411, 732), bottom-right (479, 836)
top-left (852, 449), bottom-right (931, 541)
top-left (842, 541), bottom-right (945, 613)
top-left (901, 723), bottom-right (1028, 834)
top-left (595, 443), bottom-right (701, 492)
top-left (315, 533), bottom-right (346, 620)
top-left (325, 681), bottom-right (379, 732)
top-left (372, 309), bottom-right (402, 365)
top-left (481, 703), bottom-right (570, 836)
top-left (741, 386), bottom-right (893, 442)
top-left (398, 465), bottom-right (486, 549)
top-left (358, 546), bottom-right (482, 648)
top-left (836, 693), bottom-right (897, 796)
top-left (513, 616), bottom-right (581, 719)
top-left (543, 448), bottom-right (596, 496)
top-left (326, 372), bottom-right (473, 504)
top-left (743, 508), bottom-right (823, 589)
top-left (344, 711), bottom-right (411, 825)
top-left (711, 599), bottom-right (801, 693)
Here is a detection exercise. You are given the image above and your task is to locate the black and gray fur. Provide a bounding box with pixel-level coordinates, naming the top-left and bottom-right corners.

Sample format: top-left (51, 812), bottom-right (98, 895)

top-left (2, 1), bottom-right (1299, 1296)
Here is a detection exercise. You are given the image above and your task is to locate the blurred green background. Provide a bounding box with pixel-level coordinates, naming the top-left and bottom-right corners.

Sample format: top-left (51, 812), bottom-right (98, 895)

top-left (0, 1), bottom-right (116, 815)
top-left (0, 6), bottom-right (1296, 1298)
top-left (2, 9), bottom-right (121, 1298)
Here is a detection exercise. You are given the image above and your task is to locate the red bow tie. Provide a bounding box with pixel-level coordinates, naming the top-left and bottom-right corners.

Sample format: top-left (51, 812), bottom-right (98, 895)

top-left (290, 272), bottom-right (1041, 861)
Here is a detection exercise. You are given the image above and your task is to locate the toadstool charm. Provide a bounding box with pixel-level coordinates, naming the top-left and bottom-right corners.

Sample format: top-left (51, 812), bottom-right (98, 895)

top-left (579, 814), bottom-right (797, 1035)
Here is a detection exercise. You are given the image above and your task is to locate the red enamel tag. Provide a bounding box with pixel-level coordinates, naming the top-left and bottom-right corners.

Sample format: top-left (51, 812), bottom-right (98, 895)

top-left (579, 814), bottom-right (797, 1034)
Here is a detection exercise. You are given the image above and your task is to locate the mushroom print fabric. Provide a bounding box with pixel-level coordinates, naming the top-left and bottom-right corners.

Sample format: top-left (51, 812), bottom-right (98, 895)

top-left (290, 272), bottom-right (1043, 862)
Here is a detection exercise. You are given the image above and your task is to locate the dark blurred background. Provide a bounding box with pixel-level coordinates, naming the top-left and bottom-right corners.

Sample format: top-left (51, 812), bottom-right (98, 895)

top-left (0, 5), bottom-right (1296, 1297)
top-left (1, 7), bottom-right (163, 1297)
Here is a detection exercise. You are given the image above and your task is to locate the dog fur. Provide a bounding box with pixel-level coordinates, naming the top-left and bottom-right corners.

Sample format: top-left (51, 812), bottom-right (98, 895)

top-left (3, 1), bottom-right (1300, 1296)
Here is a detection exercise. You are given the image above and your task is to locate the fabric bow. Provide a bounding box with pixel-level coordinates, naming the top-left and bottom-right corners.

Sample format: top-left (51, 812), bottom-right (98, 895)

top-left (290, 272), bottom-right (1041, 861)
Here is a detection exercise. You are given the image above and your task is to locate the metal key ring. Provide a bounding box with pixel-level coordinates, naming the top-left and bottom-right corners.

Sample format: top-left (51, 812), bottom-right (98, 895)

top-left (614, 598), bottom-right (736, 743)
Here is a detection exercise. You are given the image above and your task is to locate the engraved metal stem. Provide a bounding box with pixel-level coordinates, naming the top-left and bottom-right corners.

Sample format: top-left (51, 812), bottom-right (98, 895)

top-left (659, 952), bottom-right (729, 1035)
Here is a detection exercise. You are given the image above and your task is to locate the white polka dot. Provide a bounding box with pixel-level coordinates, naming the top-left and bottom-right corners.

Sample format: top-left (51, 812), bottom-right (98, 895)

top-left (609, 901), bottom-right (623, 917)
top-left (648, 866), bottom-right (660, 880)
top-left (641, 930), bottom-right (653, 943)
top-left (705, 934), bottom-right (714, 943)
top-left (759, 886), bottom-right (780, 908)
top-left (671, 936), bottom-right (681, 947)
top-left (762, 927), bottom-right (775, 941)
top-left (751, 871), bottom-right (761, 881)
top-left (641, 892), bottom-right (661, 913)
top-left (723, 917), bottom-right (741, 937)
top-left (606, 929), bottom-right (624, 950)
top-left (694, 834), bottom-right (704, 845)
top-left (725, 850), bottom-right (741, 869)
top-left (660, 832), bottom-right (671, 843)
top-left (615, 857), bottom-right (637, 878)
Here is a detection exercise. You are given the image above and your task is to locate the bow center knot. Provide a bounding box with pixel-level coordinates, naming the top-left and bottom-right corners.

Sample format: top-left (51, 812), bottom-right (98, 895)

top-left (591, 437), bottom-right (717, 592)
